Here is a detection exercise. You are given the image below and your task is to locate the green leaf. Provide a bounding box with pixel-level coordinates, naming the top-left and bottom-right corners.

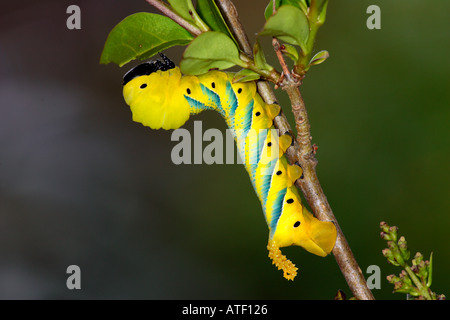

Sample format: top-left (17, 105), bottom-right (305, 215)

top-left (233, 69), bottom-right (261, 83)
top-left (315, 0), bottom-right (328, 13)
top-left (167, 0), bottom-right (196, 24)
top-left (169, 0), bottom-right (210, 32)
top-left (309, 50), bottom-right (329, 66)
top-left (427, 252), bottom-right (433, 287)
top-left (196, 0), bottom-right (236, 42)
top-left (265, 0), bottom-right (308, 19)
top-left (283, 0), bottom-right (308, 13)
top-left (100, 13), bottom-right (194, 67)
top-left (296, 0), bottom-right (309, 15)
top-left (281, 43), bottom-right (299, 62)
top-left (316, 0), bottom-right (329, 25)
top-left (264, 0), bottom-right (281, 20)
top-left (260, 5), bottom-right (309, 53)
top-left (253, 39), bottom-right (273, 72)
top-left (180, 31), bottom-right (244, 75)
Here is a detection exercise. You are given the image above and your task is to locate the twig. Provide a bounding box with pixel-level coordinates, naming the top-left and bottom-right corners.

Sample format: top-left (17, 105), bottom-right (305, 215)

top-left (286, 86), bottom-right (374, 301)
top-left (215, 0), bottom-right (253, 55)
top-left (272, 39), bottom-right (291, 87)
top-left (145, 0), bottom-right (202, 36)
top-left (216, 0), bottom-right (374, 300)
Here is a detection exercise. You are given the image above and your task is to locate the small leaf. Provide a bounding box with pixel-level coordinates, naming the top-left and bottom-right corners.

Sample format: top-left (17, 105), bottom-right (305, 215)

top-left (427, 252), bottom-right (433, 287)
top-left (297, 0), bottom-right (309, 14)
top-left (281, 43), bottom-right (299, 62)
top-left (316, 0), bottom-right (329, 25)
top-left (168, 0), bottom-right (196, 24)
top-left (265, 0), bottom-right (308, 19)
top-left (264, 0), bottom-right (281, 20)
top-left (180, 31), bottom-right (244, 75)
top-left (253, 39), bottom-right (274, 72)
top-left (197, 0), bottom-right (236, 42)
top-left (283, 0), bottom-right (308, 14)
top-left (315, 0), bottom-right (328, 14)
top-left (233, 69), bottom-right (261, 83)
top-left (260, 5), bottom-right (309, 53)
top-left (309, 50), bottom-right (329, 66)
top-left (100, 13), bottom-right (194, 67)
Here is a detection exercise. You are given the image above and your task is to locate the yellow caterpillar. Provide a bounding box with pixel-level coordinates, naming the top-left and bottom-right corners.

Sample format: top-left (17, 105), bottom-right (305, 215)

top-left (122, 54), bottom-right (337, 280)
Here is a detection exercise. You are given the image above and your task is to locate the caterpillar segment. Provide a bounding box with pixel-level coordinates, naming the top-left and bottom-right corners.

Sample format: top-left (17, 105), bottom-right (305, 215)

top-left (122, 56), bottom-right (337, 280)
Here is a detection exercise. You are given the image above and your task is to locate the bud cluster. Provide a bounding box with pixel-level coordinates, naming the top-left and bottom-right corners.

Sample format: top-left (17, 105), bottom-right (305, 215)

top-left (380, 221), bottom-right (445, 300)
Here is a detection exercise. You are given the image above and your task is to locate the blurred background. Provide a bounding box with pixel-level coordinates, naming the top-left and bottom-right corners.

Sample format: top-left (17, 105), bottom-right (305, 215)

top-left (0, 0), bottom-right (448, 299)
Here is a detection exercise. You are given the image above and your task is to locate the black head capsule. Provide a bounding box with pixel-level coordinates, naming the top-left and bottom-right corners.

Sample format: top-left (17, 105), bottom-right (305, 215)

top-left (159, 52), bottom-right (175, 70)
top-left (122, 53), bottom-right (175, 86)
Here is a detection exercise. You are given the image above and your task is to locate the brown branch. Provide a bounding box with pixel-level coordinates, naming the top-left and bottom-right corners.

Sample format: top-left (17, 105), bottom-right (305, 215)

top-left (215, 0), bottom-right (253, 55)
top-left (217, 0), bottom-right (375, 300)
top-left (145, 0), bottom-right (202, 36)
top-left (285, 86), bottom-right (374, 300)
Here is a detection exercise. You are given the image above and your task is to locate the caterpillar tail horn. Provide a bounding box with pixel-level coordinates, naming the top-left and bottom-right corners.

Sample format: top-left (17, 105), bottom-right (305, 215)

top-left (267, 239), bottom-right (298, 281)
top-left (267, 213), bottom-right (336, 281)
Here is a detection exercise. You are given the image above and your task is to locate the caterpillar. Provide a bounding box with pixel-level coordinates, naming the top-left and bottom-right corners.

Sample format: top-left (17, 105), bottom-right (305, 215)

top-left (122, 54), bottom-right (337, 280)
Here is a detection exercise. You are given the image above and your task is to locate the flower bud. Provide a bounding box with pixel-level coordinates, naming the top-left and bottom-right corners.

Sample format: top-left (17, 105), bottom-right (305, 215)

top-left (389, 226), bottom-right (398, 242)
top-left (383, 248), bottom-right (400, 266)
top-left (382, 248), bottom-right (392, 258)
top-left (393, 281), bottom-right (403, 291)
top-left (387, 241), bottom-right (396, 250)
top-left (380, 231), bottom-right (391, 240)
top-left (417, 261), bottom-right (428, 279)
top-left (400, 270), bottom-right (412, 287)
top-left (380, 221), bottom-right (390, 233)
top-left (398, 236), bottom-right (410, 261)
top-left (412, 252), bottom-right (423, 266)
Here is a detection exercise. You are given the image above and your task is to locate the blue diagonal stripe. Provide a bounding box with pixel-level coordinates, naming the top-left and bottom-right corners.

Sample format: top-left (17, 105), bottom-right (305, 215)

top-left (260, 157), bottom-right (277, 206)
top-left (269, 188), bottom-right (287, 232)
top-left (226, 81), bottom-right (238, 118)
top-left (184, 95), bottom-right (210, 114)
top-left (200, 83), bottom-right (224, 117)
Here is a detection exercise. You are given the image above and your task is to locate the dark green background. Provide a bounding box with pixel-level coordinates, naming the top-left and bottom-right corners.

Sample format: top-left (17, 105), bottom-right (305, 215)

top-left (0, 0), bottom-right (448, 299)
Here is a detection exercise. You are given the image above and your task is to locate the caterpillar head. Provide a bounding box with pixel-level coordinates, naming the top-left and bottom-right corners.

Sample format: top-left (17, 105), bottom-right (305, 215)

top-left (122, 54), bottom-right (191, 130)
top-left (271, 188), bottom-right (337, 257)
